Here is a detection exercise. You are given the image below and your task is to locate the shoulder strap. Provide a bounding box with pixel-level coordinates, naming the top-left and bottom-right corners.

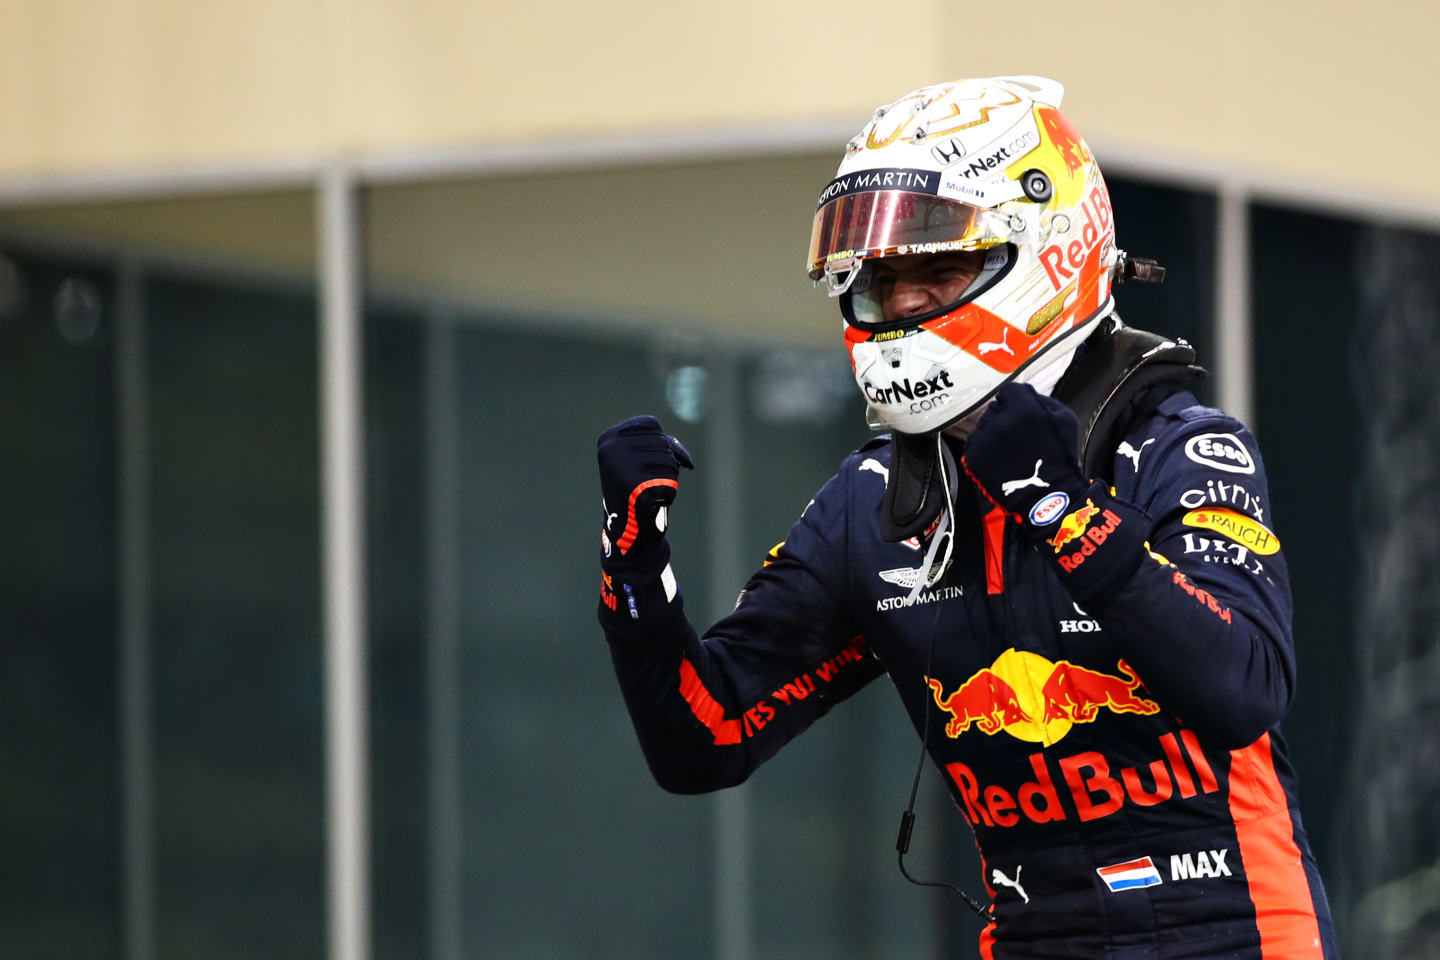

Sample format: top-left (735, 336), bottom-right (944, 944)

top-left (1052, 315), bottom-right (1208, 483)
top-left (877, 431), bottom-right (960, 542)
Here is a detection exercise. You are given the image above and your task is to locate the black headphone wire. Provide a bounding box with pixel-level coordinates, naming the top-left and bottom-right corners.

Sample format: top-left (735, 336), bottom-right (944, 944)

top-left (893, 432), bottom-right (991, 921)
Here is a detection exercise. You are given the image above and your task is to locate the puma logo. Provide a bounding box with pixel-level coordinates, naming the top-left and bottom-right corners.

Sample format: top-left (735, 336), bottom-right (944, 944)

top-left (991, 865), bottom-right (1028, 903)
top-left (1001, 459), bottom-right (1049, 496)
top-left (977, 327), bottom-right (1014, 356)
top-left (859, 458), bottom-right (890, 487)
top-left (1117, 438), bottom-right (1155, 472)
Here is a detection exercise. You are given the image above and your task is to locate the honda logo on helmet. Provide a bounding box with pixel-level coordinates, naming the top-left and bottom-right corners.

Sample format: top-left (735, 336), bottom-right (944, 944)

top-left (930, 138), bottom-right (966, 166)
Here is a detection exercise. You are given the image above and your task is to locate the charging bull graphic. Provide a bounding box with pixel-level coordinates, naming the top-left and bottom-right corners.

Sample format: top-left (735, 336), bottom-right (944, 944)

top-left (1040, 658), bottom-right (1159, 723)
top-left (1047, 499), bottom-right (1100, 553)
top-left (1005, 105), bottom-right (1093, 210)
top-left (926, 671), bottom-right (1028, 737)
top-left (927, 650), bottom-right (1161, 745)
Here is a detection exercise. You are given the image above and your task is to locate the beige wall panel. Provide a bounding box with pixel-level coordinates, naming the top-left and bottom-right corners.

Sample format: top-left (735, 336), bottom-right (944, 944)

top-left (0, 0), bottom-right (327, 173)
top-left (345, 0), bottom-right (935, 147)
top-left (365, 154), bottom-right (842, 344)
top-left (932, 4), bottom-right (1231, 159)
top-left (1225, 4), bottom-right (1435, 194)
top-left (943, 0), bottom-right (1435, 202)
top-left (1, 0), bottom-right (1436, 207)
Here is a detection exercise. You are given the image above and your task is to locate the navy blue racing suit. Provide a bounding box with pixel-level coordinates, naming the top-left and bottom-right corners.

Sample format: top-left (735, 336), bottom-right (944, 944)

top-left (599, 391), bottom-right (1338, 959)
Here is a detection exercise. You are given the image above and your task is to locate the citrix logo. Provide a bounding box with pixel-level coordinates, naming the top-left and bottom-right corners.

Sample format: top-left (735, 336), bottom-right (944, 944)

top-left (1179, 479), bottom-right (1265, 523)
top-left (863, 370), bottom-right (955, 405)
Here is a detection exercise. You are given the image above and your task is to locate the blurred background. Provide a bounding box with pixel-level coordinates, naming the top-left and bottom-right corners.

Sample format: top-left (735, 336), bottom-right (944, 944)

top-left (2, 1), bottom-right (1438, 958)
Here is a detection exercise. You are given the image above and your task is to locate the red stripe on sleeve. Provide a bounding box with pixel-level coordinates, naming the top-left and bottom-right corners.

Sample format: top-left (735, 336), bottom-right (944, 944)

top-left (975, 835), bottom-right (998, 959)
top-left (1226, 733), bottom-right (1324, 958)
top-left (677, 657), bottom-right (741, 746)
top-left (978, 921), bottom-right (997, 960)
top-left (983, 506), bottom-right (1007, 595)
top-left (616, 478), bottom-right (679, 555)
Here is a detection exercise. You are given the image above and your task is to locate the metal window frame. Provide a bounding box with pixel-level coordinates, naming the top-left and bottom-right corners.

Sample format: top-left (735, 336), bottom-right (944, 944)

top-left (319, 166), bottom-right (370, 960)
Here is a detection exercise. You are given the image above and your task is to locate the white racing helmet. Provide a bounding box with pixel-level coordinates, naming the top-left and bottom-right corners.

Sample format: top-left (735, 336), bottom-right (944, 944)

top-left (808, 76), bottom-right (1119, 435)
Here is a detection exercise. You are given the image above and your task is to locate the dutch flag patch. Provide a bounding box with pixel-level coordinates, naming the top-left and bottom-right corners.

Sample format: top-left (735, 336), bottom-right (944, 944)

top-left (1096, 856), bottom-right (1164, 892)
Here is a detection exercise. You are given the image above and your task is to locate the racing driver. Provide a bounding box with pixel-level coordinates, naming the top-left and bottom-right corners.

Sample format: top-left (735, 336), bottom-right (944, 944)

top-left (595, 76), bottom-right (1338, 958)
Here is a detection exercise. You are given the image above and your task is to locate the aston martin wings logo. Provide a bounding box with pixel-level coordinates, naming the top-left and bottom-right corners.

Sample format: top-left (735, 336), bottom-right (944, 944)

top-left (878, 567), bottom-right (924, 589)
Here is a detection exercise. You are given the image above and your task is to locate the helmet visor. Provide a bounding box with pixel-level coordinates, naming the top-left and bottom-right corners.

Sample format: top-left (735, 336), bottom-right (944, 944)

top-left (807, 190), bottom-right (1007, 280)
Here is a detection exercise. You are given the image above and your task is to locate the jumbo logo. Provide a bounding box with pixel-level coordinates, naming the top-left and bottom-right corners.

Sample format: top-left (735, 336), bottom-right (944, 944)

top-left (1181, 508), bottom-right (1280, 555)
top-left (925, 648), bottom-right (1160, 747)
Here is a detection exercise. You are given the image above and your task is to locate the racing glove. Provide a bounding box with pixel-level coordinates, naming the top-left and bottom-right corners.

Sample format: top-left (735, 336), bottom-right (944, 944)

top-left (961, 382), bottom-right (1147, 603)
top-left (596, 415), bottom-right (693, 624)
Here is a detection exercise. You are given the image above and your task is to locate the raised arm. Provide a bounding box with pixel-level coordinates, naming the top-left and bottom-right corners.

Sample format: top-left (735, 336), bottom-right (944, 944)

top-left (596, 417), bottom-right (883, 793)
top-left (962, 384), bottom-right (1295, 749)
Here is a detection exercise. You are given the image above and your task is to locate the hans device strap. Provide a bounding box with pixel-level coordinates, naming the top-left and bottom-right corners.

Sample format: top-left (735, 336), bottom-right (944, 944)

top-left (1051, 316), bottom-right (1207, 484)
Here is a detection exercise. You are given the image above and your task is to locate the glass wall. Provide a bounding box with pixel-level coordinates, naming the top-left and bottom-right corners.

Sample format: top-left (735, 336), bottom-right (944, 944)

top-left (363, 308), bottom-right (720, 959)
top-left (0, 248), bottom-right (120, 957)
top-left (1106, 179), bottom-right (1217, 403)
top-left (1251, 207), bottom-right (1440, 960)
top-left (0, 193), bottom-right (325, 960)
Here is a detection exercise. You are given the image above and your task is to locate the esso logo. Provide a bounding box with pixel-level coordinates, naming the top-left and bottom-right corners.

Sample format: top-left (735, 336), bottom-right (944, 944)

top-left (1029, 491), bottom-right (1071, 526)
top-left (1184, 433), bottom-right (1256, 474)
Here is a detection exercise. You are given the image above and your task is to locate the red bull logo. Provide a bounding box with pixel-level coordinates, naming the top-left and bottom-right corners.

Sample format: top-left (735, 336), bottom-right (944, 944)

top-left (925, 649), bottom-right (1160, 746)
top-left (1039, 659), bottom-right (1159, 723)
top-left (1038, 186), bottom-right (1114, 292)
top-left (1046, 499), bottom-right (1100, 553)
top-left (1006, 106), bottom-right (1092, 211)
top-left (946, 729), bottom-right (1221, 830)
top-left (1055, 506), bottom-right (1126, 573)
top-left (925, 671), bottom-right (1027, 738)
top-left (1037, 106), bottom-right (1090, 175)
